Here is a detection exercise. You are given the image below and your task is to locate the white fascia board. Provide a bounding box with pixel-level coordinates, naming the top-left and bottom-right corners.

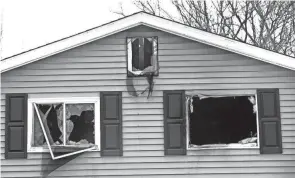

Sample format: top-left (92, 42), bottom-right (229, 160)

top-left (1, 12), bottom-right (295, 73)
top-left (0, 13), bottom-right (144, 73)
top-left (140, 13), bottom-right (295, 71)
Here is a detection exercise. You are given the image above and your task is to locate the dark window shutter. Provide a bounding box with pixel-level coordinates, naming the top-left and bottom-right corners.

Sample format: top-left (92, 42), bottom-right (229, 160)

top-left (100, 92), bottom-right (122, 156)
top-left (5, 94), bottom-right (27, 159)
top-left (163, 90), bottom-right (186, 155)
top-left (257, 89), bottom-right (282, 154)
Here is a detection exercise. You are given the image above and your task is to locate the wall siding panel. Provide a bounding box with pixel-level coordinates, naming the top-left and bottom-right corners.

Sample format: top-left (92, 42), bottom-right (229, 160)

top-left (1, 25), bottom-right (295, 177)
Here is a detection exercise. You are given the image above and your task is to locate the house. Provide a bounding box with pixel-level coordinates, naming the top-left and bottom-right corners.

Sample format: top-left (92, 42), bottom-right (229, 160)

top-left (1, 11), bottom-right (295, 177)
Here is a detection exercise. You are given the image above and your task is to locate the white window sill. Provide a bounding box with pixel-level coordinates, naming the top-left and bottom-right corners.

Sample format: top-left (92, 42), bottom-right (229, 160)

top-left (188, 143), bottom-right (259, 150)
top-left (28, 145), bottom-right (100, 153)
top-left (129, 70), bottom-right (144, 75)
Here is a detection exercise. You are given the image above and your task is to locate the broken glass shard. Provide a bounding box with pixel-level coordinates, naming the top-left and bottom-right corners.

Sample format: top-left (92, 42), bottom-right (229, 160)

top-left (33, 103), bottom-right (95, 160)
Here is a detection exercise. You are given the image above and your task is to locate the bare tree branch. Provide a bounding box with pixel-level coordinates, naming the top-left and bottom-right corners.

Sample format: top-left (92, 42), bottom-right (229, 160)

top-left (113, 0), bottom-right (295, 57)
top-left (111, 2), bottom-right (126, 17)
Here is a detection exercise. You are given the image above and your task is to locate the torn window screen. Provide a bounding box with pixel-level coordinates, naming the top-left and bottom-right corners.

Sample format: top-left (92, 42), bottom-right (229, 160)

top-left (189, 96), bottom-right (258, 148)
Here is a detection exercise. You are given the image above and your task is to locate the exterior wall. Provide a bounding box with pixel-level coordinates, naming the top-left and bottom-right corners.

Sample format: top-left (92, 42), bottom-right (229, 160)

top-left (1, 25), bottom-right (295, 178)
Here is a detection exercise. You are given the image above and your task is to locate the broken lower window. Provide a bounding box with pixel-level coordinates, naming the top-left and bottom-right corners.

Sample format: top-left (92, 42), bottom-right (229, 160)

top-left (66, 104), bottom-right (95, 145)
top-left (188, 95), bottom-right (258, 148)
top-left (33, 103), bottom-right (64, 146)
top-left (32, 101), bottom-right (97, 159)
top-left (127, 37), bottom-right (158, 76)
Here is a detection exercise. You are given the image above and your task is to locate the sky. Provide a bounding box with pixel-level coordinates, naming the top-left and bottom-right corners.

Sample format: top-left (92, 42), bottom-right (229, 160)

top-left (0, 0), bottom-right (146, 59)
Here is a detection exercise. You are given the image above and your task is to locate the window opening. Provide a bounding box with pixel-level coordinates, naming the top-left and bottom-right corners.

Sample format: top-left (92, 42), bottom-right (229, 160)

top-left (29, 98), bottom-right (99, 159)
top-left (188, 95), bottom-right (258, 148)
top-left (127, 37), bottom-right (158, 76)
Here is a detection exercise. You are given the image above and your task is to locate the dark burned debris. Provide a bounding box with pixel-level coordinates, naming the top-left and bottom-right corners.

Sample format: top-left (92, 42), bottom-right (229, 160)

top-left (188, 95), bottom-right (258, 148)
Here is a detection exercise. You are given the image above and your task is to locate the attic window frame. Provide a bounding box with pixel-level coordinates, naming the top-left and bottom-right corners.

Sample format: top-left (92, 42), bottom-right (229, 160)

top-left (126, 36), bottom-right (159, 77)
top-left (186, 94), bottom-right (260, 150)
top-left (27, 97), bottom-right (100, 153)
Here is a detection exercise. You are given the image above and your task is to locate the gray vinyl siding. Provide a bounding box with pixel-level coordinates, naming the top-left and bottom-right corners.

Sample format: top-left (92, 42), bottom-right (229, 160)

top-left (1, 25), bottom-right (295, 177)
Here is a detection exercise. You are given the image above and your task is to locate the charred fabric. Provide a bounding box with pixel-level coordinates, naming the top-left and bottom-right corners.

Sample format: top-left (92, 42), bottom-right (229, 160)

top-left (188, 95), bottom-right (258, 147)
top-left (126, 37), bottom-right (159, 98)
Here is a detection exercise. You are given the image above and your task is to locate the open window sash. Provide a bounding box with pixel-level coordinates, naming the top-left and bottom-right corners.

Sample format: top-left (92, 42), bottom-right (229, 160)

top-left (33, 103), bottom-right (95, 160)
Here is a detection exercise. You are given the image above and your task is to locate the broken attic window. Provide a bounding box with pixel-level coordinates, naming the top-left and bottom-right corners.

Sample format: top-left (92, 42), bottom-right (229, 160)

top-left (188, 96), bottom-right (258, 148)
top-left (32, 101), bottom-right (97, 159)
top-left (127, 37), bottom-right (158, 76)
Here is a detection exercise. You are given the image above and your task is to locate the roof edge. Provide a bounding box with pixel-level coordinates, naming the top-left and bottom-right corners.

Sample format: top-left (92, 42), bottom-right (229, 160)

top-left (1, 11), bottom-right (295, 73)
top-left (0, 12), bottom-right (145, 73)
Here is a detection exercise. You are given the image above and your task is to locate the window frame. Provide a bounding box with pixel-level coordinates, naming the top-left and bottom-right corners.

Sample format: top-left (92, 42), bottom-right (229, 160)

top-left (126, 36), bottom-right (158, 77)
top-left (186, 93), bottom-right (260, 150)
top-left (27, 97), bottom-right (100, 153)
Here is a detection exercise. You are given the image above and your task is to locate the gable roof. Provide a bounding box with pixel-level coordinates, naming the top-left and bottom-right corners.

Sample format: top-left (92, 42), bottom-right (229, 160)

top-left (1, 11), bottom-right (295, 73)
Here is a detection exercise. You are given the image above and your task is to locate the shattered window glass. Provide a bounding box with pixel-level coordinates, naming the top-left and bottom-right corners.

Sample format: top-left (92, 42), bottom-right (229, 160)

top-left (32, 101), bottom-right (97, 159)
top-left (33, 103), bottom-right (64, 146)
top-left (66, 103), bottom-right (95, 145)
top-left (33, 108), bottom-right (45, 146)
